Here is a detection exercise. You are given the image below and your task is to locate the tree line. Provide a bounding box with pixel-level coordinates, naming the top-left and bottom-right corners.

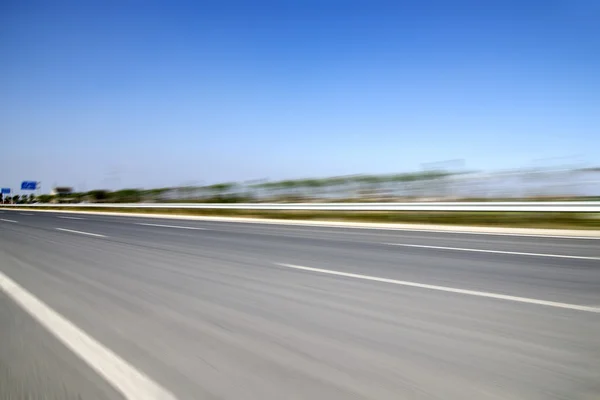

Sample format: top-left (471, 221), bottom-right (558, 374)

top-left (1, 193), bottom-right (37, 204)
top-left (8, 166), bottom-right (595, 204)
top-left (18, 171), bottom-right (455, 204)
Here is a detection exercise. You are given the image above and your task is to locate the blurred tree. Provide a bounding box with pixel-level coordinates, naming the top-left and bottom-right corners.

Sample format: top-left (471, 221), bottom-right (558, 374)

top-left (323, 176), bottom-right (350, 198)
top-left (392, 173), bottom-right (420, 197)
top-left (37, 194), bottom-right (53, 203)
top-left (257, 181), bottom-right (281, 199)
top-left (251, 182), bottom-right (277, 200)
top-left (353, 175), bottom-right (384, 199)
top-left (71, 192), bottom-right (84, 203)
top-left (302, 179), bottom-right (325, 199)
top-left (110, 189), bottom-right (142, 203)
top-left (278, 180), bottom-right (298, 199)
top-left (205, 183), bottom-right (236, 201)
top-left (144, 188), bottom-right (170, 201)
top-left (86, 190), bottom-right (110, 202)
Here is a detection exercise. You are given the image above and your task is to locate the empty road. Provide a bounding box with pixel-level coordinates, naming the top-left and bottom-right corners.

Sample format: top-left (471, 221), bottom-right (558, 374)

top-left (1, 209), bottom-right (599, 399)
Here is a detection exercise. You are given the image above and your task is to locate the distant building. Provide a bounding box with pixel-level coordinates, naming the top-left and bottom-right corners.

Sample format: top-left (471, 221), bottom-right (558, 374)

top-left (50, 187), bottom-right (74, 196)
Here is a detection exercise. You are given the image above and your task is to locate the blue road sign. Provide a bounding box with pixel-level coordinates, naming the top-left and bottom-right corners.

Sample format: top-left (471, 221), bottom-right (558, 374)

top-left (1, 188), bottom-right (10, 194)
top-left (21, 181), bottom-right (38, 190)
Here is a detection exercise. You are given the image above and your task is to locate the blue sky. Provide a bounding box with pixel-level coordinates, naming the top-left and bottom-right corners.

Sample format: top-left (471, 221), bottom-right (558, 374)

top-left (1, 0), bottom-right (599, 191)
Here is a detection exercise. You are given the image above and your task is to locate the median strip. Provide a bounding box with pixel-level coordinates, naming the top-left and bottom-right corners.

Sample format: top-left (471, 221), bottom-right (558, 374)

top-left (55, 228), bottom-right (105, 237)
top-left (382, 243), bottom-right (600, 260)
top-left (274, 263), bottom-right (600, 313)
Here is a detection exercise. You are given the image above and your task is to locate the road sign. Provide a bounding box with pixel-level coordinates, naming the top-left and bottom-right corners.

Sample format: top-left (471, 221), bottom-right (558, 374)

top-left (21, 181), bottom-right (38, 190)
top-left (1, 188), bottom-right (10, 194)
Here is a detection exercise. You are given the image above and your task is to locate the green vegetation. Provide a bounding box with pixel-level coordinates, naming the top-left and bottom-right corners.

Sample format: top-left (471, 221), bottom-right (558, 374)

top-left (14, 171), bottom-right (461, 204)
top-left (6, 167), bottom-right (600, 205)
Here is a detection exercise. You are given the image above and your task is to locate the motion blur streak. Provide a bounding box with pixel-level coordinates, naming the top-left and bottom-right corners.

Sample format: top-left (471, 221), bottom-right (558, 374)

top-left (1, 211), bottom-right (599, 399)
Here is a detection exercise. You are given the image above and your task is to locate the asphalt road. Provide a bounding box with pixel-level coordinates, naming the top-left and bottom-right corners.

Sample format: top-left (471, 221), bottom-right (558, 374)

top-left (1, 209), bottom-right (599, 399)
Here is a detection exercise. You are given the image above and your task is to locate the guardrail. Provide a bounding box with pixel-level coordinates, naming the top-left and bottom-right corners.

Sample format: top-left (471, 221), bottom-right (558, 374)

top-left (2, 202), bottom-right (600, 212)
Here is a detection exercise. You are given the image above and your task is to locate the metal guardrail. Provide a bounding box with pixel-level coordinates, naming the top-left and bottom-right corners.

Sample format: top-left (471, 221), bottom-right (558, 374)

top-left (2, 202), bottom-right (600, 212)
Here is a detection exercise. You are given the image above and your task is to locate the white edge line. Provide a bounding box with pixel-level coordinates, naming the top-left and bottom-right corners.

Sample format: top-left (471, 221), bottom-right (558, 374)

top-left (55, 228), bottom-right (105, 237)
top-left (0, 271), bottom-right (178, 399)
top-left (0, 218), bottom-right (18, 223)
top-left (275, 263), bottom-right (600, 313)
top-left (382, 243), bottom-right (600, 261)
top-left (135, 223), bottom-right (206, 230)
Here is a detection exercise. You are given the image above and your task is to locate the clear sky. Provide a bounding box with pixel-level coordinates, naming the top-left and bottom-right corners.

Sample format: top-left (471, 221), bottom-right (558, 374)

top-left (1, 0), bottom-right (599, 191)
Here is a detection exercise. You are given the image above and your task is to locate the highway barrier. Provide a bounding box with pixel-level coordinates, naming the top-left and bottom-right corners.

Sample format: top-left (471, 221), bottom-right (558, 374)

top-left (2, 202), bottom-right (600, 212)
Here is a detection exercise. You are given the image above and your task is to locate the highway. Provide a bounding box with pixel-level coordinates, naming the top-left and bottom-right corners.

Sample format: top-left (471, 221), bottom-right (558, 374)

top-left (1, 209), bottom-right (599, 399)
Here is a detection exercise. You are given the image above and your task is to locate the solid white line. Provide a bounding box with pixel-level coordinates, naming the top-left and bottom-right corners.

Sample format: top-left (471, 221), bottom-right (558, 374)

top-left (58, 216), bottom-right (85, 220)
top-left (0, 218), bottom-right (17, 223)
top-left (0, 271), bottom-right (178, 400)
top-left (19, 213), bottom-right (34, 216)
top-left (275, 263), bottom-right (600, 313)
top-left (135, 223), bottom-right (206, 230)
top-left (55, 228), bottom-right (105, 237)
top-left (382, 243), bottom-right (600, 261)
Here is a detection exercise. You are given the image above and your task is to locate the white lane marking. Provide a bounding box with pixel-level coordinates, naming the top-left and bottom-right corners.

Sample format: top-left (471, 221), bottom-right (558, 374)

top-left (275, 263), bottom-right (600, 313)
top-left (55, 228), bottom-right (105, 237)
top-left (135, 223), bottom-right (206, 230)
top-left (19, 213), bottom-right (34, 216)
top-left (58, 216), bottom-right (85, 220)
top-left (0, 271), bottom-right (178, 400)
top-left (0, 218), bottom-right (18, 223)
top-left (382, 243), bottom-right (600, 261)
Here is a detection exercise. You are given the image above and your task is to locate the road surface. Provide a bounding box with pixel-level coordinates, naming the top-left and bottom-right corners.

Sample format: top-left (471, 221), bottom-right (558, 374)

top-left (1, 209), bottom-right (599, 399)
